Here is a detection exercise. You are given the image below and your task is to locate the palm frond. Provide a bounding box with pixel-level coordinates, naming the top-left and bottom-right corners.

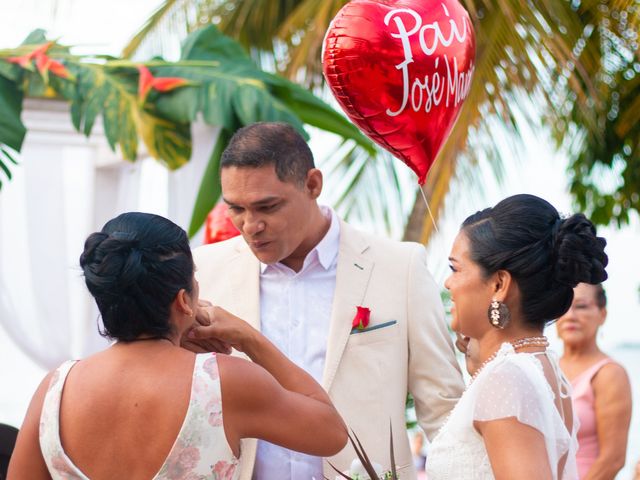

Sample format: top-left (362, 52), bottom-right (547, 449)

top-left (122, 0), bottom-right (185, 59)
top-left (122, 0), bottom-right (640, 238)
top-left (0, 145), bottom-right (19, 190)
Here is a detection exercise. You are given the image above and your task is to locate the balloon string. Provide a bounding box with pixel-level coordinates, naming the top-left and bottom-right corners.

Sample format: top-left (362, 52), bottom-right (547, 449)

top-left (419, 184), bottom-right (439, 235)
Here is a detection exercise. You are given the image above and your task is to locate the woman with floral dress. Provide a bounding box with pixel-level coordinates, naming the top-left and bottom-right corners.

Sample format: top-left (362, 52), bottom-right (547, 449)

top-left (8, 212), bottom-right (346, 480)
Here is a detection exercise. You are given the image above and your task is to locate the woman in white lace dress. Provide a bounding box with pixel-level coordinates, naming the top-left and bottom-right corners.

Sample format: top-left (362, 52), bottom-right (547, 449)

top-left (426, 194), bottom-right (608, 480)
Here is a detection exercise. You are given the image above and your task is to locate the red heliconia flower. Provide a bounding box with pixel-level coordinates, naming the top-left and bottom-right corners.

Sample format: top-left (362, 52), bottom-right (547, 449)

top-left (137, 65), bottom-right (190, 104)
top-left (35, 54), bottom-right (70, 79)
top-left (352, 306), bottom-right (371, 330)
top-left (7, 42), bottom-right (53, 67)
top-left (7, 41), bottom-right (70, 79)
top-left (6, 56), bottom-right (30, 68)
top-left (204, 202), bottom-right (240, 245)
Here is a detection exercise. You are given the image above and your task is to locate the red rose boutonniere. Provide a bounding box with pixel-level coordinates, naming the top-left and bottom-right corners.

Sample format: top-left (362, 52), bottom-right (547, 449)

top-left (352, 306), bottom-right (371, 330)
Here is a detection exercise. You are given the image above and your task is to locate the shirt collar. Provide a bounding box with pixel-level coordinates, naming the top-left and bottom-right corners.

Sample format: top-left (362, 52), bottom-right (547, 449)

top-left (260, 206), bottom-right (340, 274)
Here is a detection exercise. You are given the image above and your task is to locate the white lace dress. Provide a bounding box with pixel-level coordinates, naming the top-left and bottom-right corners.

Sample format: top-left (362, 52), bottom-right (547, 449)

top-left (425, 343), bottom-right (578, 480)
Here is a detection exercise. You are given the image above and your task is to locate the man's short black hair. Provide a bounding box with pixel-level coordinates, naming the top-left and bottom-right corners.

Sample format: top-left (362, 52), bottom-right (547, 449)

top-left (220, 122), bottom-right (315, 185)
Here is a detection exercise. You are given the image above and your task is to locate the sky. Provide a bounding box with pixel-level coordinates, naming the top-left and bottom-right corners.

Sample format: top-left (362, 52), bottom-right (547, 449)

top-left (1, 0), bottom-right (639, 457)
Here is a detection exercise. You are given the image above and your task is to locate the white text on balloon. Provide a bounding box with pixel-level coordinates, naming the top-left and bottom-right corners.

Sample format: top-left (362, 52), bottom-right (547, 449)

top-left (384, 3), bottom-right (475, 116)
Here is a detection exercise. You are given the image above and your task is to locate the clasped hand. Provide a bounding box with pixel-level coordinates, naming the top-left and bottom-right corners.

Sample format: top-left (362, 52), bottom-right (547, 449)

top-left (180, 300), bottom-right (252, 355)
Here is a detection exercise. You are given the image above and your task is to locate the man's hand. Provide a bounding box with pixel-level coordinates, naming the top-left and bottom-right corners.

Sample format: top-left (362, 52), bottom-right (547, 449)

top-left (180, 300), bottom-right (232, 354)
top-left (455, 332), bottom-right (470, 357)
top-left (187, 306), bottom-right (256, 354)
top-left (455, 333), bottom-right (481, 376)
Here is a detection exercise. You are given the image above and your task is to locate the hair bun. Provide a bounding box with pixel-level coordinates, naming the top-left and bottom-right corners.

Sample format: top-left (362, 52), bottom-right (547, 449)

top-left (552, 213), bottom-right (608, 287)
top-left (79, 232), bottom-right (109, 269)
top-left (80, 232), bottom-right (146, 298)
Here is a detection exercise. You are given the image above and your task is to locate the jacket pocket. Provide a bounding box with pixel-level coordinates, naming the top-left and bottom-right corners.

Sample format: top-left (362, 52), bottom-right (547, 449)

top-left (348, 320), bottom-right (398, 346)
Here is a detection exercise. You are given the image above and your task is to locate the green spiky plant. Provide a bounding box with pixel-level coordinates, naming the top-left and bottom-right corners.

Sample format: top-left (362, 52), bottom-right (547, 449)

top-left (327, 425), bottom-right (399, 480)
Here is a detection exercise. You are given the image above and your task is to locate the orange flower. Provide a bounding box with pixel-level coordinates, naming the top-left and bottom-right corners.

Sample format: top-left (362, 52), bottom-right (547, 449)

top-left (137, 65), bottom-right (190, 104)
top-left (7, 42), bottom-right (53, 67)
top-left (7, 41), bottom-right (70, 79)
top-left (35, 54), bottom-right (70, 79)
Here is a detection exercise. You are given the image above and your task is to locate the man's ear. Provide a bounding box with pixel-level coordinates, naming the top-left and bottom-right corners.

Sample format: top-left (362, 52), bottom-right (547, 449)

top-left (305, 168), bottom-right (323, 199)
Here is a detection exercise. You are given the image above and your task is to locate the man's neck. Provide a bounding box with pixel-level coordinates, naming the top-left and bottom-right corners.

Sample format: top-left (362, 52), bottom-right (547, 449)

top-left (281, 207), bottom-right (332, 272)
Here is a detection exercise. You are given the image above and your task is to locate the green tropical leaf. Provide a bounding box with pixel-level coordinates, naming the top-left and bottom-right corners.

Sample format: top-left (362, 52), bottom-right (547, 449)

top-left (20, 29), bottom-right (48, 46)
top-left (63, 64), bottom-right (139, 160)
top-left (231, 83), bottom-right (306, 134)
top-left (0, 75), bottom-right (26, 151)
top-left (189, 128), bottom-right (232, 237)
top-left (0, 145), bottom-right (18, 191)
top-left (181, 25), bottom-right (253, 64)
top-left (263, 77), bottom-right (375, 154)
top-left (200, 79), bottom-right (239, 130)
top-left (0, 60), bottom-right (22, 82)
top-left (136, 108), bottom-right (192, 169)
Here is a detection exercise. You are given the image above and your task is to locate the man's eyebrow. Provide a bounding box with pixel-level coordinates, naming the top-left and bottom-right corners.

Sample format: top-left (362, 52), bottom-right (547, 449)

top-left (223, 196), bottom-right (281, 207)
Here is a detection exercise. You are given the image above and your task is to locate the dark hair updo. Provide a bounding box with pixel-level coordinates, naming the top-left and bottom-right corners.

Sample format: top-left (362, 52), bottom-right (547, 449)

top-left (462, 194), bottom-right (608, 329)
top-left (79, 212), bottom-right (194, 341)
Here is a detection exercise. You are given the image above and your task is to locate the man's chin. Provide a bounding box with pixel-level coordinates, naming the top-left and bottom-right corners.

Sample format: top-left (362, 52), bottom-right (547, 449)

top-left (250, 248), bottom-right (280, 265)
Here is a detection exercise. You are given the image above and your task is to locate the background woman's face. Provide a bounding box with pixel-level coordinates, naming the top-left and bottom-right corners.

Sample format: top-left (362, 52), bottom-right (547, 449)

top-left (444, 231), bottom-right (494, 337)
top-left (556, 283), bottom-right (606, 346)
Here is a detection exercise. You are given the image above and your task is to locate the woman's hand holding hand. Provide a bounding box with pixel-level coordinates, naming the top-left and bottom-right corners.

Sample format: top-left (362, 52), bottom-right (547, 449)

top-left (187, 306), bottom-right (256, 354)
top-left (180, 300), bottom-right (232, 354)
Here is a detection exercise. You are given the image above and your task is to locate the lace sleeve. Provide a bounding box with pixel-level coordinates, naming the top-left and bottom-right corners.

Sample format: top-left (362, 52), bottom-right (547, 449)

top-left (473, 356), bottom-right (548, 435)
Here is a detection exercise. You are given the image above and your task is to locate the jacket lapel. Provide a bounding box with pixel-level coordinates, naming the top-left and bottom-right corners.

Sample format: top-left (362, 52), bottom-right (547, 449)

top-left (322, 221), bottom-right (373, 391)
top-left (228, 242), bottom-right (260, 480)
top-left (228, 241), bottom-right (261, 331)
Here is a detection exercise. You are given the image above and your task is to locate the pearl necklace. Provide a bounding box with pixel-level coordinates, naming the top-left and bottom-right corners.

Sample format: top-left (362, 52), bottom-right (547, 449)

top-left (469, 335), bottom-right (549, 384)
top-left (434, 335), bottom-right (550, 439)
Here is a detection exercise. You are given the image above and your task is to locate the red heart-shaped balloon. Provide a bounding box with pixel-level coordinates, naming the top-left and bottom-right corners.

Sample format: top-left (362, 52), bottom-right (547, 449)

top-left (323, 0), bottom-right (476, 184)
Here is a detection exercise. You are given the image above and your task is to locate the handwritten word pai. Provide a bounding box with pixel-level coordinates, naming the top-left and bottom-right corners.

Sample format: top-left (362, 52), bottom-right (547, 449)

top-left (383, 3), bottom-right (474, 116)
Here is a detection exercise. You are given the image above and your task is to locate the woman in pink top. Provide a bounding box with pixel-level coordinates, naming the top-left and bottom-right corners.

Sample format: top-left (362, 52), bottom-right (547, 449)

top-left (557, 283), bottom-right (632, 479)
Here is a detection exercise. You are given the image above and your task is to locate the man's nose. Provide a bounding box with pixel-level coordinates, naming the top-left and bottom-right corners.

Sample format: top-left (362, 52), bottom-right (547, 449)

top-left (243, 214), bottom-right (265, 236)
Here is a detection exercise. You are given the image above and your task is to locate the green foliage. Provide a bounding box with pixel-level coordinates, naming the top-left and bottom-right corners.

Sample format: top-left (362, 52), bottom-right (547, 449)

top-left (126, 0), bottom-right (640, 235)
top-left (188, 128), bottom-right (231, 237)
top-left (563, 2), bottom-right (640, 226)
top-left (0, 76), bottom-right (26, 152)
top-left (0, 26), bottom-right (374, 234)
top-left (0, 75), bottom-right (26, 190)
top-left (0, 146), bottom-right (19, 191)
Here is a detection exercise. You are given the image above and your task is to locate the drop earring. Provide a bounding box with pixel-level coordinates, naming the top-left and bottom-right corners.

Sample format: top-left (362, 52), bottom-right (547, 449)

top-left (488, 299), bottom-right (510, 329)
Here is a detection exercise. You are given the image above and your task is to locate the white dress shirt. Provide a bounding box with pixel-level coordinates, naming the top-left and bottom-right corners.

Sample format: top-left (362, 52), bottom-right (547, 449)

top-left (253, 207), bottom-right (340, 480)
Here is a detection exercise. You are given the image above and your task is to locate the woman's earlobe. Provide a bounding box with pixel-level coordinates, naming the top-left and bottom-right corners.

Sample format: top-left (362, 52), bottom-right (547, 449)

top-left (494, 270), bottom-right (512, 295)
top-left (176, 288), bottom-right (193, 316)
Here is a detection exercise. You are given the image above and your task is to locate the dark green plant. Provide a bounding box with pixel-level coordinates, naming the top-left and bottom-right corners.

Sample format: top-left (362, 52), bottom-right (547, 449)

top-left (327, 426), bottom-right (398, 480)
top-left (0, 26), bottom-right (374, 233)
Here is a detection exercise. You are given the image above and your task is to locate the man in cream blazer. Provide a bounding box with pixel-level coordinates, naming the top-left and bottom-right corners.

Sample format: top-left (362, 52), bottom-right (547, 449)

top-left (192, 122), bottom-right (464, 480)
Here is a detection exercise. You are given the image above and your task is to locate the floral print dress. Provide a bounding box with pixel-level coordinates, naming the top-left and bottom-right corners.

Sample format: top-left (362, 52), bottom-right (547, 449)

top-left (39, 353), bottom-right (239, 480)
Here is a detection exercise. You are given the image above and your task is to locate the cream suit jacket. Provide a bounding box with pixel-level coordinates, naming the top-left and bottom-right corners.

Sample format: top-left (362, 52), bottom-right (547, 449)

top-left (193, 219), bottom-right (464, 480)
